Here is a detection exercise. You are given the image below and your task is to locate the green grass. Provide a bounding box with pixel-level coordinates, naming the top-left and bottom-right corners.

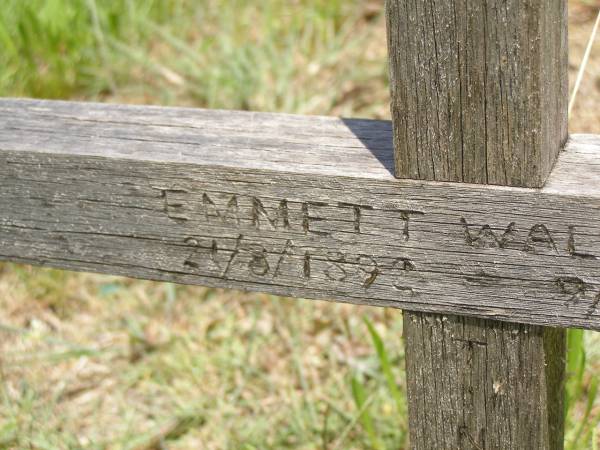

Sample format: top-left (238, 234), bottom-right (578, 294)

top-left (0, 266), bottom-right (409, 449)
top-left (0, 0), bottom-right (599, 448)
top-left (566, 329), bottom-right (600, 450)
top-left (0, 0), bottom-right (388, 116)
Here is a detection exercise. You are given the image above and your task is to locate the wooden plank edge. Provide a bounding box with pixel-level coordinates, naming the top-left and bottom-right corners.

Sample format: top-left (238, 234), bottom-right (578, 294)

top-left (0, 99), bottom-right (599, 329)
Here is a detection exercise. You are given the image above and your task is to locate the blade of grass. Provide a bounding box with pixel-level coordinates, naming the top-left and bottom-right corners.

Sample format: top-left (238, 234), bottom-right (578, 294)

top-left (566, 328), bottom-right (586, 414)
top-left (351, 376), bottom-right (385, 450)
top-left (85, 0), bottom-right (116, 93)
top-left (330, 385), bottom-right (375, 450)
top-left (570, 375), bottom-right (599, 449)
top-left (108, 37), bottom-right (185, 86)
top-left (364, 317), bottom-right (404, 414)
top-left (569, 10), bottom-right (600, 116)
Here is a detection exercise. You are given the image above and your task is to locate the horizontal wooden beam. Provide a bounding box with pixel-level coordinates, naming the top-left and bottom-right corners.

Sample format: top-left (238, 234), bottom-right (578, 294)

top-left (1, 99), bottom-right (600, 330)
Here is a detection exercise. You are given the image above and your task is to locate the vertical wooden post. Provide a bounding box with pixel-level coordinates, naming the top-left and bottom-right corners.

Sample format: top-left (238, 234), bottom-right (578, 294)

top-left (386, 1), bottom-right (568, 449)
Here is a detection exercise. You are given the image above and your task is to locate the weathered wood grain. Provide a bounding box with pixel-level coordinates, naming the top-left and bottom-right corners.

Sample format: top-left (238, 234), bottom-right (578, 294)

top-left (0, 99), bottom-right (599, 331)
top-left (403, 313), bottom-right (566, 450)
top-left (386, 1), bottom-right (569, 448)
top-left (386, 0), bottom-right (568, 188)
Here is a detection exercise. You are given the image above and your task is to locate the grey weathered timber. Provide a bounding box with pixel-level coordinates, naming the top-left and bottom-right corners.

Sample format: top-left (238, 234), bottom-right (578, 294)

top-left (0, 99), bottom-right (599, 332)
top-left (386, 1), bottom-right (569, 448)
top-left (386, 0), bottom-right (568, 188)
top-left (403, 313), bottom-right (566, 450)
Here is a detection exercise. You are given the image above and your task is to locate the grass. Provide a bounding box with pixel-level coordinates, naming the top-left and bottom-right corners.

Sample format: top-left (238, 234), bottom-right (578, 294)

top-left (0, 268), bottom-right (408, 449)
top-left (0, 0), bottom-right (599, 448)
top-left (0, 0), bottom-right (388, 117)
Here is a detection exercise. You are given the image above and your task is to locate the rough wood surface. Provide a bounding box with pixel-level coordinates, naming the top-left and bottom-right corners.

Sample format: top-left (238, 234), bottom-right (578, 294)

top-left (386, 0), bottom-right (568, 188)
top-left (404, 313), bottom-right (566, 450)
top-left (0, 99), bottom-right (598, 332)
top-left (386, 1), bottom-right (569, 448)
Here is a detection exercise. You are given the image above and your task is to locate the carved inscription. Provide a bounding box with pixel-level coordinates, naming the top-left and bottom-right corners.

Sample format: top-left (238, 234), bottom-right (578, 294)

top-left (154, 187), bottom-right (190, 222)
top-left (382, 202), bottom-right (425, 241)
top-left (555, 277), bottom-right (587, 305)
top-left (555, 276), bottom-right (600, 313)
top-left (203, 193), bottom-right (240, 225)
top-left (460, 217), bottom-right (599, 314)
top-left (182, 234), bottom-right (419, 294)
top-left (460, 218), bottom-right (596, 259)
top-left (252, 198), bottom-right (289, 230)
top-left (338, 203), bottom-right (373, 233)
top-left (391, 258), bottom-right (417, 294)
top-left (168, 192), bottom-right (425, 293)
top-left (461, 218), bottom-right (516, 249)
top-left (525, 224), bottom-right (558, 254)
top-left (153, 187), bottom-right (599, 314)
top-left (567, 226), bottom-right (597, 260)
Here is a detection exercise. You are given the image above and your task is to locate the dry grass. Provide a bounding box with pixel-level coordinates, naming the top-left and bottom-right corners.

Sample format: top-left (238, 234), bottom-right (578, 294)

top-left (570, 2), bottom-right (600, 133)
top-left (1, 1), bottom-right (600, 448)
top-left (0, 267), bottom-right (406, 449)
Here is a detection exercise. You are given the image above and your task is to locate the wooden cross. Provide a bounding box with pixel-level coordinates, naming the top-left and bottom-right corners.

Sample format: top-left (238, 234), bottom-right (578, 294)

top-left (0, 1), bottom-right (595, 448)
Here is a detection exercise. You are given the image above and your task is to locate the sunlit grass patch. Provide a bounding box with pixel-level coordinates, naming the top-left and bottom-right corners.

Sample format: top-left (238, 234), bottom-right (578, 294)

top-left (0, 0), bottom-right (389, 117)
top-left (0, 264), bottom-right (408, 448)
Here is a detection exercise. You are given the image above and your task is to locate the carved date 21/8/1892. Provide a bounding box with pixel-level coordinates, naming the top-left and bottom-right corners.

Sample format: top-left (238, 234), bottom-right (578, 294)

top-left (161, 188), bottom-right (425, 295)
top-left (156, 187), bottom-right (600, 313)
